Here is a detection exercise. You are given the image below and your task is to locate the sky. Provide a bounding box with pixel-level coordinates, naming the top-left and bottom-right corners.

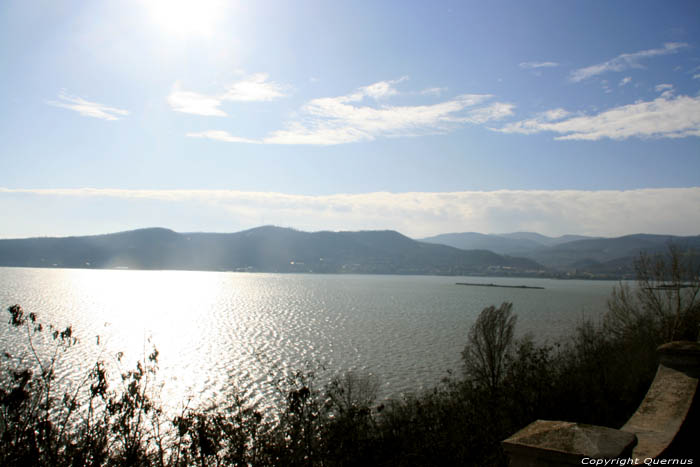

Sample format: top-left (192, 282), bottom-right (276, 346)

top-left (1, 0), bottom-right (699, 238)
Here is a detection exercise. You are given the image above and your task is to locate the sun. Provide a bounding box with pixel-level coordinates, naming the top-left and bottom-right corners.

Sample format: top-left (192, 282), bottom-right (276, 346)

top-left (146, 0), bottom-right (226, 38)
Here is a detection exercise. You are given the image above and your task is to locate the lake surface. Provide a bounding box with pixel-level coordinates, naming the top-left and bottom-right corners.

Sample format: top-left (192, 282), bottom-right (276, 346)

top-left (0, 267), bottom-right (617, 414)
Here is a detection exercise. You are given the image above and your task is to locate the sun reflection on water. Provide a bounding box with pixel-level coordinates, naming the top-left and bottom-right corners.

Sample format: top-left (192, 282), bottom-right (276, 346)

top-left (65, 269), bottom-right (250, 413)
top-left (2, 268), bottom-right (614, 418)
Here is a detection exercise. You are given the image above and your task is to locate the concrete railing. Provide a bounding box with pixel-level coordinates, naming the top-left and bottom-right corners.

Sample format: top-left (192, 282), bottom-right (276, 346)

top-left (502, 341), bottom-right (700, 466)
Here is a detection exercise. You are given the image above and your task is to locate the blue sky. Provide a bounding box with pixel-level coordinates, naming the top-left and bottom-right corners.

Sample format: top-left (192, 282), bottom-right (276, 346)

top-left (1, 0), bottom-right (699, 238)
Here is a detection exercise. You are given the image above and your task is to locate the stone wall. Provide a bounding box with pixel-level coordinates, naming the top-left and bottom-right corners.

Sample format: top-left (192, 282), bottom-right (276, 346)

top-left (502, 341), bottom-right (700, 465)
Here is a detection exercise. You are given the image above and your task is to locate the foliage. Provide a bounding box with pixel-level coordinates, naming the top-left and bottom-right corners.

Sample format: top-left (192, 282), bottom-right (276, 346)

top-left (169, 392), bottom-right (269, 467)
top-left (1, 306), bottom-right (169, 467)
top-left (0, 304), bottom-right (87, 466)
top-left (322, 371), bottom-right (379, 466)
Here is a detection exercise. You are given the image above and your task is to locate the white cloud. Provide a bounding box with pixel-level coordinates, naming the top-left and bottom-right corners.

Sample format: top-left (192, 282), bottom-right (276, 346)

top-left (47, 92), bottom-right (129, 121)
top-left (538, 108), bottom-right (571, 121)
top-left (497, 93), bottom-right (700, 140)
top-left (619, 76), bottom-right (632, 86)
top-left (420, 87), bottom-right (446, 96)
top-left (356, 77), bottom-right (407, 100)
top-left (328, 77), bottom-right (408, 103)
top-left (654, 83), bottom-right (674, 98)
top-left (167, 73), bottom-right (288, 116)
top-left (570, 42), bottom-right (688, 82)
top-left (188, 80), bottom-right (514, 145)
top-left (694, 74), bottom-right (700, 80)
top-left (221, 73), bottom-right (287, 102)
top-left (454, 102), bottom-right (516, 124)
top-left (186, 130), bottom-right (258, 143)
top-left (2, 187), bottom-right (700, 238)
top-left (519, 61), bottom-right (559, 69)
top-left (168, 84), bottom-right (227, 117)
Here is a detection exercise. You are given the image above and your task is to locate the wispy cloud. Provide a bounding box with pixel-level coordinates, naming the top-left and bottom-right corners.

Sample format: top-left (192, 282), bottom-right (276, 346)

top-left (419, 87), bottom-right (447, 96)
top-left (519, 61), bottom-right (559, 69)
top-left (222, 73), bottom-right (288, 102)
top-left (654, 83), bottom-right (674, 98)
top-left (186, 130), bottom-right (258, 144)
top-left (539, 108), bottom-right (572, 121)
top-left (619, 76), bottom-right (632, 86)
top-left (168, 85), bottom-right (227, 117)
top-left (2, 187), bottom-right (699, 238)
top-left (455, 102), bottom-right (516, 124)
top-left (356, 77), bottom-right (407, 99)
top-left (496, 92), bottom-right (700, 140)
top-left (570, 42), bottom-right (688, 82)
top-left (188, 80), bottom-right (514, 145)
top-left (167, 73), bottom-right (288, 116)
top-left (47, 92), bottom-right (129, 120)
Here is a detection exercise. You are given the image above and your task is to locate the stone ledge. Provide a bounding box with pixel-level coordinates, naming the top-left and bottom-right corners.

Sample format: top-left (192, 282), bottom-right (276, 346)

top-left (503, 341), bottom-right (700, 465)
top-left (622, 341), bottom-right (700, 458)
top-left (502, 420), bottom-right (637, 466)
top-left (657, 341), bottom-right (700, 376)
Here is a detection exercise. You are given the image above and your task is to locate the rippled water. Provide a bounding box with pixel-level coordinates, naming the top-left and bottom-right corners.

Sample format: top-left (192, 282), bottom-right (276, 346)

top-left (0, 267), bottom-right (616, 414)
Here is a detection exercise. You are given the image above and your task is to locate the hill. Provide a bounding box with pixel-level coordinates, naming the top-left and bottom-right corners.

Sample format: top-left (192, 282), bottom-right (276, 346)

top-left (421, 231), bottom-right (596, 255)
top-left (422, 232), bottom-right (700, 278)
top-left (0, 227), bottom-right (545, 276)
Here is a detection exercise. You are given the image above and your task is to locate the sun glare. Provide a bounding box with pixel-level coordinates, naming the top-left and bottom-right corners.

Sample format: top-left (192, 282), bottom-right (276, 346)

top-left (146, 0), bottom-right (226, 38)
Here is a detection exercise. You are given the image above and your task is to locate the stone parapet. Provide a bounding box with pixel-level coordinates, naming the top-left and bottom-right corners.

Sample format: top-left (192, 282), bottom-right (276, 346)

top-left (502, 341), bottom-right (700, 465)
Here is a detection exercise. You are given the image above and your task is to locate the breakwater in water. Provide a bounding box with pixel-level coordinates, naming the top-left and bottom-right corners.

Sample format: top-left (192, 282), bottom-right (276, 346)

top-left (456, 282), bottom-right (545, 289)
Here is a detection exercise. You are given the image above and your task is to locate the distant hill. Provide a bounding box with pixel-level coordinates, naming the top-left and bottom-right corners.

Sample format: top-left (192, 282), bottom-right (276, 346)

top-left (496, 232), bottom-right (594, 247)
top-left (0, 227), bottom-right (545, 276)
top-left (422, 231), bottom-right (700, 278)
top-left (420, 232), bottom-right (542, 255)
top-left (526, 234), bottom-right (700, 271)
top-left (420, 232), bottom-right (596, 255)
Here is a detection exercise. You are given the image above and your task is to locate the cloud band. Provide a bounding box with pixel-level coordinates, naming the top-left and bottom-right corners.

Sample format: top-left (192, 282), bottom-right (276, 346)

top-left (2, 187), bottom-right (699, 238)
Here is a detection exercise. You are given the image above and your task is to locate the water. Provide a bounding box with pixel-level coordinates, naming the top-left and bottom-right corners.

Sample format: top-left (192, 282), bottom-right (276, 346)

top-left (0, 267), bottom-right (616, 414)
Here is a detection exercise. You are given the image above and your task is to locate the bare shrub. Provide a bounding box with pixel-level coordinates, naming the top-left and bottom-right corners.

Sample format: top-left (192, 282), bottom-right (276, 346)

top-left (462, 302), bottom-right (516, 391)
top-left (606, 244), bottom-right (700, 343)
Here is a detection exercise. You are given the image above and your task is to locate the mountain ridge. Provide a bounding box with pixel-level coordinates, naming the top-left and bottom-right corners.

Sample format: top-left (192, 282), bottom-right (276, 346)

top-left (0, 226), bottom-right (544, 276)
top-left (3, 227), bottom-right (698, 279)
top-left (421, 231), bottom-right (700, 277)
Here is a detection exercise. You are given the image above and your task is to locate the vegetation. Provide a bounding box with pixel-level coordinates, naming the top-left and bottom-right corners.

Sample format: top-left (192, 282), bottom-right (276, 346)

top-left (1, 246), bottom-right (698, 466)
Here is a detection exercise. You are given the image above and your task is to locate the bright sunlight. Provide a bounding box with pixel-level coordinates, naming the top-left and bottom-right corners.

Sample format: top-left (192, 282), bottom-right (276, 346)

top-left (146, 0), bottom-right (226, 37)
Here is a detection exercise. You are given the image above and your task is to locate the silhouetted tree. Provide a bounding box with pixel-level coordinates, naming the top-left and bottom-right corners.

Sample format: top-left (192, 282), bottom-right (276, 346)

top-left (462, 302), bottom-right (516, 392)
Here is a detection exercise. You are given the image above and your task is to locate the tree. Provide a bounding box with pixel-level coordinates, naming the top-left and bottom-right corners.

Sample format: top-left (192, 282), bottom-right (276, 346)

top-left (323, 371), bottom-right (380, 466)
top-left (462, 302), bottom-right (517, 392)
top-left (606, 244), bottom-right (700, 343)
